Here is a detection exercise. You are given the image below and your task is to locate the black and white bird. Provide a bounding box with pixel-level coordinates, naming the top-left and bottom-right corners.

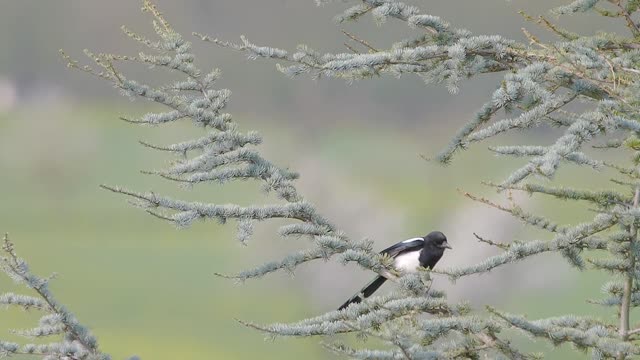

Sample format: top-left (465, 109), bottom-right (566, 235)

top-left (338, 231), bottom-right (451, 310)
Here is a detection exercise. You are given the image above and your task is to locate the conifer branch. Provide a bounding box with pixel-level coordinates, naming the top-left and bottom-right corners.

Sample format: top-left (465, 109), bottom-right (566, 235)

top-left (341, 29), bottom-right (379, 52)
top-left (63, 4), bottom-right (526, 358)
top-left (488, 183), bottom-right (632, 209)
top-left (53, 0), bottom-right (640, 358)
top-left (489, 307), bottom-right (640, 358)
top-left (0, 234), bottom-right (109, 360)
top-left (439, 213), bottom-right (617, 279)
top-left (612, 0), bottom-right (640, 36)
top-left (461, 190), bottom-right (566, 233)
top-left (473, 232), bottom-right (510, 250)
top-left (60, 3), bottom-right (406, 288)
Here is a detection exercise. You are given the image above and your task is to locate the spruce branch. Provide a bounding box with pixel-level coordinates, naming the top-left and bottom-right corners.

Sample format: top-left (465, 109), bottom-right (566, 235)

top-left (197, 0), bottom-right (518, 87)
top-left (487, 182), bottom-right (632, 209)
top-left (438, 213), bottom-right (617, 279)
top-left (209, 0), bottom-right (640, 168)
top-left (518, 11), bottom-right (579, 40)
top-left (460, 189), bottom-right (566, 233)
top-left (56, 0), bottom-right (640, 358)
top-left (612, 0), bottom-right (640, 36)
top-left (489, 307), bottom-right (640, 359)
top-left (0, 234), bottom-right (109, 360)
top-left (473, 232), bottom-right (510, 250)
top-left (63, 4), bottom-right (529, 358)
top-left (63, 1), bottom-right (405, 284)
top-left (341, 29), bottom-right (379, 53)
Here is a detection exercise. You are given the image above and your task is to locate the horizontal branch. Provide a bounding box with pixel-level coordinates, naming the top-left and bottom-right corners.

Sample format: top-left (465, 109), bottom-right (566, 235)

top-left (99, 184), bottom-right (330, 226)
top-left (438, 213), bottom-right (616, 279)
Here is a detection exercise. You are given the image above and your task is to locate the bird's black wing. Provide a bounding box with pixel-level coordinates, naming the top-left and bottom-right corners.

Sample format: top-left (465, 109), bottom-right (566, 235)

top-left (380, 238), bottom-right (423, 258)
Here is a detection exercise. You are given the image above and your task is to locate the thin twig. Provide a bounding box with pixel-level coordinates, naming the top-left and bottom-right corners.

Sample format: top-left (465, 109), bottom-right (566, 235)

top-left (341, 29), bottom-right (379, 52)
top-left (473, 233), bottom-right (510, 250)
top-left (604, 56), bottom-right (618, 90)
top-left (343, 43), bottom-right (360, 54)
top-left (613, 0), bottom-right (640, 36)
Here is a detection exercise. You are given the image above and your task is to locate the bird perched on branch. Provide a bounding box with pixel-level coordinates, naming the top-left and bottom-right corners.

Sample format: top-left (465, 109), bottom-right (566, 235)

top-left (338, 231), bottom-right (451, 310)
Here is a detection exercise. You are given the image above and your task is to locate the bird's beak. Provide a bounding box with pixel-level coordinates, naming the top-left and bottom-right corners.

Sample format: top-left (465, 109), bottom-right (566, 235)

top-left (441, 241), bottom-right (452, 249)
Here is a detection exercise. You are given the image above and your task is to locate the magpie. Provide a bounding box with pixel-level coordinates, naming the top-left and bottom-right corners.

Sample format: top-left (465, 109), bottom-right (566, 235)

top-left (338, 231), bottom-right (451, 310)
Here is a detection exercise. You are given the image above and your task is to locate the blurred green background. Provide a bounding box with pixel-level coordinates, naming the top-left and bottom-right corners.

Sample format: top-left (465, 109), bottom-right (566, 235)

top-left (0, 0), bottom-right (633, 359)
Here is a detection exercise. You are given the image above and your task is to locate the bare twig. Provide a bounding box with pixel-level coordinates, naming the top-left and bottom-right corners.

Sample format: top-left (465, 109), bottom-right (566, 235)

top-left (613, 0), bottom-right (640, 36)
top-left (473, 232), bottom-right (510, 250)
top-left (343, 43), bottom-right (360, 54)
top-left (341, 29), bottom-right (379, 52)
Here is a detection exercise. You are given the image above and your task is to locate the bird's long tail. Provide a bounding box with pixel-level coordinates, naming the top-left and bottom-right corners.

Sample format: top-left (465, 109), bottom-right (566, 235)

top-left (338, 275), bottom-right (387, 310)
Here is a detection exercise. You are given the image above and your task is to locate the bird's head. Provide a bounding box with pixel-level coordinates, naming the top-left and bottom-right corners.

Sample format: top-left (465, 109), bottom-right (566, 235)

top-left (423, 231), bottom-right (451, 250)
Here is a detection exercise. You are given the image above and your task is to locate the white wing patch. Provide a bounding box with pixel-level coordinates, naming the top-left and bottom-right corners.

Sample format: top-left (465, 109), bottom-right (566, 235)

top-left (402, 237), bottom-right (423, 244)
top-left (393, 251), bottom-right (422, 273)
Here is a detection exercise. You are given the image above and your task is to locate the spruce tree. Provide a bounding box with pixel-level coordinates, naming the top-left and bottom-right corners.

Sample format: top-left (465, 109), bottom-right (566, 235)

top-left (199, 0), bottom-right (640, 358)
top-left (3, 0), bottom-right (640, 359)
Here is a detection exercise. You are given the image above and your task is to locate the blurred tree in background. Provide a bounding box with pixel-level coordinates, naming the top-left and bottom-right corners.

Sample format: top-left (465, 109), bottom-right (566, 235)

top-left (4, 0), bottom-right (640, 359)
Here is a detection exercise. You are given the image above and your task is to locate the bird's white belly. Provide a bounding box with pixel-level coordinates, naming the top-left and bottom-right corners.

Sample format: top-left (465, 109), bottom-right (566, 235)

top-left (393, 252), bottom-right (421, 273)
